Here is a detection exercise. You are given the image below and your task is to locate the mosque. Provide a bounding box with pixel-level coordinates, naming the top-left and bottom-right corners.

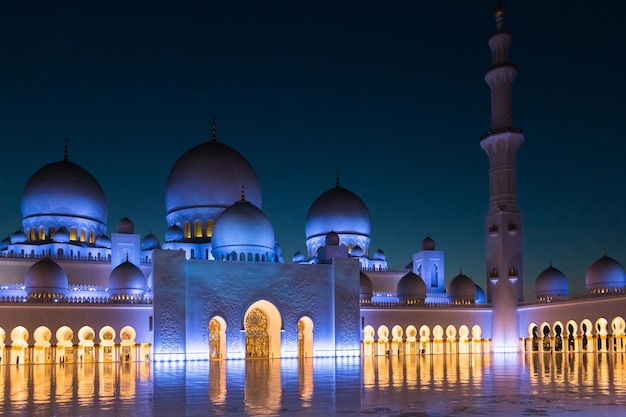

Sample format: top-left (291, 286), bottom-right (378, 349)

top-left (0, 7), bottom-right (625, 364)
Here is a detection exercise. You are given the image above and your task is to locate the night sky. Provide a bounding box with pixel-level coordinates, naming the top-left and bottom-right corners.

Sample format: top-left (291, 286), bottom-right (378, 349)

top-left (1, 1), bottom-right (625, 299)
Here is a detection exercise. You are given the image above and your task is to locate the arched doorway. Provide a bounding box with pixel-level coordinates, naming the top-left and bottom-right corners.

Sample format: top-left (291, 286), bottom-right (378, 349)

top-left (55, 326), bottom-right (74, 363)
top-left (78, 326), bottom-right (95, 362)
top-left (209, 316), bottom-right (227, 360)
top-left (99, 326), bottom-right (117, 362)
top-left (10, 326), bottom-right (29, 364)
top-left (297, 317), bottom-right (314, 358)
top-left (244, 300), bottom-right (282, 359)
top-left (120, 326), bottom-right (136, 361)
top-left (33, 326), bottom-right (52, 364)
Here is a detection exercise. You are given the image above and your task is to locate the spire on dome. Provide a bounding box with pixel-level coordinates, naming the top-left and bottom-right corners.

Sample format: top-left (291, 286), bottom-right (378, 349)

top-left (240, 185), bottom-right (246, 202)
top-left (64, 139), bottom-right (69, 161)
top-left (335, 169), bottom-right (340, 188)
top-left (211, 117), bottom-right (217, 142)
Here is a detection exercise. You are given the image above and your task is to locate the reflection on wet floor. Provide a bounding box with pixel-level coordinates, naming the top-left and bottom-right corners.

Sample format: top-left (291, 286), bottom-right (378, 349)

top-left (1, 353), bottom-right (626, 416)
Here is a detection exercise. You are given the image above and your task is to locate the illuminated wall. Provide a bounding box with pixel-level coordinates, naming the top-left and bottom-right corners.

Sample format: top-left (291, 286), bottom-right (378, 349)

top-left (152, 250), bottom-right (361, 360)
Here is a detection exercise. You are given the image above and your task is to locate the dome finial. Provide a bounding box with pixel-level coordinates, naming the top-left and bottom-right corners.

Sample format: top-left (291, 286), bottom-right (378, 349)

top-left (335, 169), bottom-right (340, 188)
top-left (125, 253), bottom-right (129, 263)
top-left (64, 139), bottom-right (69, 161)
top-left (241, 185), bottom-right (246, 202)
top-left (603, 247), bottom-right (607, 257)
top-left (211, 116), bottom-right (217, 143)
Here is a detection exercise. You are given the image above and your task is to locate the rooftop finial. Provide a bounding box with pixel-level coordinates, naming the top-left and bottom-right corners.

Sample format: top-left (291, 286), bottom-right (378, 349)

top-left (495, 3), bottom-right (505, 31)
top-left (211, 116), bottom-right (217, 142)
top-left (603, 248), bottom-right (607, 257)
top-left (125, 253), bottom-right (129, 263)
top-left (241, 185), bottom-right (246, 202)
top-left (64, 139), bottom-right (69, 161)
top-left (335, 169), bottom-right (340, 188)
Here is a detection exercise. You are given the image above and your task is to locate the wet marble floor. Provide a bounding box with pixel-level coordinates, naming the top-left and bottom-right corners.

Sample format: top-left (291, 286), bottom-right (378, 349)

top-left (1, 352), bottom-right (625, 416)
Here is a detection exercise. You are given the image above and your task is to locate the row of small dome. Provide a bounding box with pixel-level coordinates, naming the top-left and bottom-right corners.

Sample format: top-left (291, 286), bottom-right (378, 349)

top-left (360, 269), bottom-right (485, 304)
top-left (23, 258), bottom-right (147, 301)
top-left (536, 254), bottom-right (626, 297)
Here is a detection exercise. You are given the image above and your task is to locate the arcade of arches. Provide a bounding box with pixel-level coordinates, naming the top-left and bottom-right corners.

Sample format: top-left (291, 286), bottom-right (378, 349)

top-left (524, 316), bottom-right (626, 353)
top-left (362, 324), bottom-right (487, 356)
top-left (207, 300), bottom-right (315, 360)
top-left (0, 325), bottom-right (150, 364)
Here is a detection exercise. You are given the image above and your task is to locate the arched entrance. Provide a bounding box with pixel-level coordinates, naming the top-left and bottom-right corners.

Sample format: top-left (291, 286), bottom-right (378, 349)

top-left (209, 316), bottom-right (227, 360)
top-left (33, 326), bottom-right (52, 364)
top-left (244, 300), bottom-right (282, 359)
top-left (78, 326), bottom-right (95, 362)
top-left (55, 326), bottom-right (74, 363)
top-left (120, 326), bottom-right (136, 361)
top-left (297, 317), bottom-right (314, 358)
top-left (10, 326), bottom-right (29, 364)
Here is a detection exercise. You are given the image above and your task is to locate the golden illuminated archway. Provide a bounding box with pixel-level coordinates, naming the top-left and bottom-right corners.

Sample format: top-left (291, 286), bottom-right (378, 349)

top-left (244, 300), bottom-right (282, 359)
top-left (297, 316), bottom-right (314, 358)
top-left (56, 325), bottom-right (74, 363)
top-left (33, 326), bottom-right (52, 364)
top-left (209, 316), bottom-right (227, 360)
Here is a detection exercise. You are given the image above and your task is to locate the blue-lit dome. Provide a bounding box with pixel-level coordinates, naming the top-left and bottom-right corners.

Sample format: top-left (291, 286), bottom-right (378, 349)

top-left (142, 233), bottom-right (160, 250)
top-left (24, 259), bottom-right (68, 299)
top-left (165, 225), bottom-right (184, 242)
top-left (351, 245), bottom-right (364, 257)
top-left (305, 184), bottom-right (371, 257)
top-left (108, 261), bottom-right (147, 299)
top-left (165, 131), bottom-right (262, 234)
top-left (397, 272), bottom-right (426, 304)
top-left (292, 251), bottom-right (305, 263)
top-left (373, 249), bottom-right (386, 261)
top-left (211, 198), bottom-right (276, 262)
top-left (96, 234), bottom-right (111, 248)
top-left (447, 272), bottom-right (476, 303)
top-left (21, 159), bottom-right (108, 237)
top-left (326, 231), bottom-right (340, 246)
top-left (475, 284), bottom-right (486, 304)
top-left (535, 265), bottom-right (569, 299)
top-left (10, 230), bottom-right (27, 244)
top-left (585, 254), bottom-right (626, 292)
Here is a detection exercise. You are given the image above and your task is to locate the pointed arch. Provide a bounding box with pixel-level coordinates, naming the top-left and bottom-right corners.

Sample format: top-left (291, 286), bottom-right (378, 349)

top-left (209, 316), bottom-right (227, 360)
top-left (363, 325), bottom-right (375, 357)
top-left (120, 326), bottom-right (137, 361)
top-left (78, 326), bottom-right (96, 362)
top-left (298, 316), bottom-right (314, 358)
top-left (56, 325), bottom-right (75, 363)
top-left (244, 300), bottom-right (282, 359)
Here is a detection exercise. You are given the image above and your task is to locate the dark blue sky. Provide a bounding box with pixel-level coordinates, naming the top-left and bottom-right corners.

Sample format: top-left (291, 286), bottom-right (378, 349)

top-left (1, 1), bottom-right (625, 298)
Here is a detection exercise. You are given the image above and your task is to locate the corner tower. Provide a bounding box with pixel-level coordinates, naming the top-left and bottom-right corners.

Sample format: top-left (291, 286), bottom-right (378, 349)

top-left (480, 6), bottom-right (524, 352)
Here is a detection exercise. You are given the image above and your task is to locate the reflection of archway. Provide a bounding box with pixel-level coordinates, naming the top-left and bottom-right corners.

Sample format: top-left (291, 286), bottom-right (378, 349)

top-left (612, 316), bottom-right (626, 352)
top-left (244, 300), bottom-right (282, 359)
top-left (56, 326), bottom-right (74, 363)
top-left (209, 316), bottom-right (227, 360)
top-left (34, 326), bottom-right (52, 364)
top-left (78, 326), bottom-right (95, 362)
top-left (0, 328), bottom-right (5, 364)
top-left (10, 326), bottom-right (29, 364)
top-left (297, 316), bottom-right (314, 358)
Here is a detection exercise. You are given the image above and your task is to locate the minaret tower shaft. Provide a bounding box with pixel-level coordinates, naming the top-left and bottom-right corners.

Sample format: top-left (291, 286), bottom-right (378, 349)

top-left (480, 5), bottom-right (524, 352)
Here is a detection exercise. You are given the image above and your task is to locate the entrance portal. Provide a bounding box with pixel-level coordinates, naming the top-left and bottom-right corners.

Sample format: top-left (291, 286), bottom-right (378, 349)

top-left (245, 308), bottom-right (269, 358)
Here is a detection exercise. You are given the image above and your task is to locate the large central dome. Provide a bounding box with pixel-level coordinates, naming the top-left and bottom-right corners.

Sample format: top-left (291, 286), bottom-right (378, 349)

top-left (165, 128), bottom-right (262, 229)
top-left (21, 159), bottom-right (108, 236)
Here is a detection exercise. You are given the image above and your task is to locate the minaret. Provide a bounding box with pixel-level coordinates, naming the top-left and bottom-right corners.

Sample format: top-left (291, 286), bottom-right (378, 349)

top-left (480, 5), bottom-right (524, 352)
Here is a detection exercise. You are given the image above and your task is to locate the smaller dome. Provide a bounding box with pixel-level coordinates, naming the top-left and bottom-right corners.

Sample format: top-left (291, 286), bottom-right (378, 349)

top-left (117, 217), bottom-right (134, 234)
top-left (360, 271), bottom-right (373, 301)
top-left (373, 249), bottom-right (386, 261)
top-left (142, 233), bottom-right (161, 250)
top-left (397, 272), bottom-right (426, 304)
top-left (422, 236), bottom-right (435, 251)
top-left (212, 199), bottom-right (276, 262)
top-left (351, 245), bottom-right (364, 257)
top-left (475, 284), bottom-right (486, 304)
top-left (585, 254), bottom-right (626, 292)
top-left (96, 234), bottom-right (111, 248)
top-left (54, 227), bottom-right (70, 243)
top-left (108, 261), bottom-right (147, 299)
top-left (535, 265), bottom-right (569, 299)
top-left (0, 236), bottom-right (10, 250)
top-left (292, 251), bottom-right (305, 263)
top-left (447, 272), bottom-right (476, 303)
top-left (165, 225), bottom-right (184, 242)
top-left (326, 231), bottom-right (340, 246)
top-left (10, 230), bottom-right (27, 244)
top-left (24, 259), bottom-right (68, 299)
